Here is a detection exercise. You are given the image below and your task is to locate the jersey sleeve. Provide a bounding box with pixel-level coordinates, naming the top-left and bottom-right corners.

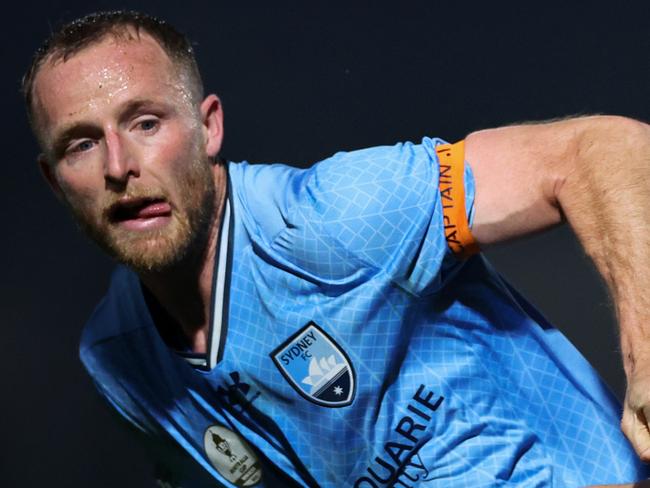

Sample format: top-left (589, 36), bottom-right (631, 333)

top-left (277, 137), bottom-right (477, 296)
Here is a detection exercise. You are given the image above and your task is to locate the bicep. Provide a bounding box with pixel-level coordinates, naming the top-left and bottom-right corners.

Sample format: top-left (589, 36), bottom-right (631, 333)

top-left (465, 119), bottom-right (578, 246)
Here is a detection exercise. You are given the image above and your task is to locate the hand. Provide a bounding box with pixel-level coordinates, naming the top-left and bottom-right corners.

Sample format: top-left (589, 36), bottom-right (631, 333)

top-left (622, 366), bottom-right (650, 462)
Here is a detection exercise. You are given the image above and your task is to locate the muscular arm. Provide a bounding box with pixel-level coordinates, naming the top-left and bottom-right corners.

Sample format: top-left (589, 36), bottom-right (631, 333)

top-left (465, 115), bottom-right (650, 460)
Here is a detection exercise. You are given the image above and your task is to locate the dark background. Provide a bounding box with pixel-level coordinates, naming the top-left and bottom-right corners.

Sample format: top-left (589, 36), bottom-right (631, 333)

top-left (3, 2), bottom-right (649, 486)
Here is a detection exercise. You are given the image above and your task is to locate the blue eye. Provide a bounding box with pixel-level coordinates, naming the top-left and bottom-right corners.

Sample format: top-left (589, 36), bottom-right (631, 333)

top-left (139, 119), bottom-right (158, 131)
top-left (71, 140), bottom-right (95, 153)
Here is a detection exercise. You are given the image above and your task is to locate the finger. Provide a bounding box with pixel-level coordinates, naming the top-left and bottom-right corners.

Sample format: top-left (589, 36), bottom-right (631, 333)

top-left (639, 406), bottom-right (650, 461)
top-left (628, 407), bottom-right (650, 462)
top-left (622, 406), bottom-right (645, 460)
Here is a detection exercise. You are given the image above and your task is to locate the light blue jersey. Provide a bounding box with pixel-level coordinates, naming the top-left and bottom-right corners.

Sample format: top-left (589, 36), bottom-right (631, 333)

top-left (80, 137), bottom-right (649, 487)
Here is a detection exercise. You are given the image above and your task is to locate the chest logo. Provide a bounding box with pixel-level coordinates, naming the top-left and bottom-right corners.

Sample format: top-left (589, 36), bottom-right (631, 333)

top-left (204, 425), bottom-right (262, 487)
top-left (271, 322), bottom-right (355, 408)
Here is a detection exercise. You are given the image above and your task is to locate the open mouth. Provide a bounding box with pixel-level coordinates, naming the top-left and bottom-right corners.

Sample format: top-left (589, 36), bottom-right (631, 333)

top-left (108, 197), bottom-right (172, 228)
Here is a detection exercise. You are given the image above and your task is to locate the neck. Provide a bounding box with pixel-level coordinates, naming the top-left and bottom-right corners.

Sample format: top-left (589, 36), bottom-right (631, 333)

top-left (139, 163), bottom-right (227, 354)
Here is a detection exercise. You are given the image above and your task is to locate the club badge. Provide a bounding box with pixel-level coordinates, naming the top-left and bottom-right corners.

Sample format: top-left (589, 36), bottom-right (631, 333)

top-left (271, 322), bottom-right (355, 407)
top-left (203, 425), bottom-right (262, 486)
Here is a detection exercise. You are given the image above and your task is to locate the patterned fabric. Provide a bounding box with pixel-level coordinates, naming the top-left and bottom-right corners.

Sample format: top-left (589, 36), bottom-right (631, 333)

top-left (80, 138), bottom-right (649, 487)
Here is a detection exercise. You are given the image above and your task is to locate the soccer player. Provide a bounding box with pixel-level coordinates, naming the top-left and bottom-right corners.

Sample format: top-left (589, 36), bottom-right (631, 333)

top-left (23, 10), bottom-right (650, 487)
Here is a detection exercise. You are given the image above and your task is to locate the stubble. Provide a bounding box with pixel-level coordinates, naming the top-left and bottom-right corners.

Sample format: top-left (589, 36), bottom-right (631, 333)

top-left (66, 155), bottom-right (217, 274)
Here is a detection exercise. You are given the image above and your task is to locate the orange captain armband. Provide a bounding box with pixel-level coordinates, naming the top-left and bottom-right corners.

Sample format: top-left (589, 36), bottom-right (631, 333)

top-left (435, 140), bottom-right (480, 259)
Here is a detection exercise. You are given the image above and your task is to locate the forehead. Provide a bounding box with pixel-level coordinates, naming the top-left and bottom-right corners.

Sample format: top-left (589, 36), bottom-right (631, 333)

top-left (32, 33), bottom-right (183, 132)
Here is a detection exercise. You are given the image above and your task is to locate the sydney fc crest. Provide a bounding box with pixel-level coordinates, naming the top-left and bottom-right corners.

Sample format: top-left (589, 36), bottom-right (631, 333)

top-left (271, 322), bottom-right (355, 408)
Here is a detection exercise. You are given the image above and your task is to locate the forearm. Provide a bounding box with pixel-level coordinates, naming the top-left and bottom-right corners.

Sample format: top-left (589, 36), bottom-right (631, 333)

top-left (466, 115), bottom-right (650, 462)
top-left (546, 116), bottom-right (650, 461)
top-left (553, 116), bottom-right (650, 378)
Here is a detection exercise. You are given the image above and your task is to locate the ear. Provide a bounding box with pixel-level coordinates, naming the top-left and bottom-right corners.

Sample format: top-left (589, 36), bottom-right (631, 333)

top-left (38, 154), bottom-right (64, 202)
top-left (199, 94), bottom-right (224, 159)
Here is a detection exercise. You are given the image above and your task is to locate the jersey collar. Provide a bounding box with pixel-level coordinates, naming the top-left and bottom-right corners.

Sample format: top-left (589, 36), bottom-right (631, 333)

top-left (177, 178), bottom-right (233, 371)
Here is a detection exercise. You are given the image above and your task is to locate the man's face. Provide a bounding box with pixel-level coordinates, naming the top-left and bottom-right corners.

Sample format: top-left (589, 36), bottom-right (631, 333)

top-left (32, 33), bottom-right (221, 272)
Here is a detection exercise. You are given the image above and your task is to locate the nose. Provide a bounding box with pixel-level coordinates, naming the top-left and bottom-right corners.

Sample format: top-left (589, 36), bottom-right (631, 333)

top-left (103, 129), bottom-right (140, 187)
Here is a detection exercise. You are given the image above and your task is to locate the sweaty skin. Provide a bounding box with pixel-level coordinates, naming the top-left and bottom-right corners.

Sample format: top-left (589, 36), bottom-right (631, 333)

top-left (32, 32), bottom-right (226, 353)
